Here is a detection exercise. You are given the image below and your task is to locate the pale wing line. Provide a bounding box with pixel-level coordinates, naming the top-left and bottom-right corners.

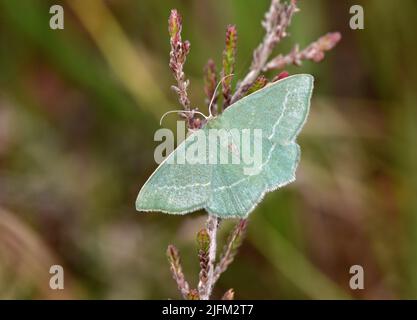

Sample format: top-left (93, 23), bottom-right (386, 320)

top-left (208, 142), bottom-right (299, 218)
top-left (213, 140), bottom-right (278, 192)
top-left (216, 163), bottom-right (243, 212)
top-left (137, 126), bottom-right (212, 210)
top-left (267, 89), bottom-right (290, 140)
top-left (213, 89), bottom-right (292, 192)
top-left (154, 181), bottom-right (211, 191)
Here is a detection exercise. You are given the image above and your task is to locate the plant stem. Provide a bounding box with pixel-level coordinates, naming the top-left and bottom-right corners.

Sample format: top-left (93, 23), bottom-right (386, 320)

top-left (200, 215), bottom-right (218, 300)
top-left (263, 32), bottom-right (342, 71)
top-left (166, 245), bottom-right (190, 299)
top-left (213, 219), bottom-right (248, 284)
top-left (231, 0), bottom-right (298, 104)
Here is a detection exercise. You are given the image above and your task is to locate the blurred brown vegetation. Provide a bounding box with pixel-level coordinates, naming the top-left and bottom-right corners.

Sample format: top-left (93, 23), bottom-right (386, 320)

top-left (0, 0), bottom-right (416, 299)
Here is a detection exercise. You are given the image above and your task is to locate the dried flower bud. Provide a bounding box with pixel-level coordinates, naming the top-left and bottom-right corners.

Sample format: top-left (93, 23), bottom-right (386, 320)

top-left (204, 59), bottom-right (218, 104)
top-left (223, 25), bottom-right (237, 71)
top-left (168, 9), bottom-right (192, 117)
top-left (183, 40), bottom-right (191, 55)
top-left (167, 244), bottom-right (178, 265)
top-left (197, 228), bottom-right (210, 253)
top-left (168, 9), bottom-right (182, 39)
top-left (273, 71), bottom-right (290, 81)
top-left (312, 51), bottom-right (325, 62)
top-left (187, 289), bottom-right (200, 300)
top-left (192, 117), bottom-right (202, 129)
top-left (246, 75), bottom-right (268, 95)
top-left (166, 244), bottom-right (190, 299)
top-left (264, 31), bottom-right (342, 71)
top-left (222, 289), bottom-right (235, 300)
top-left (222, 25), bottom-right (238, 108)
top-left (197, 228), bottom-right (210, 297)
top-left (318, 32), bottom-right (342, 51)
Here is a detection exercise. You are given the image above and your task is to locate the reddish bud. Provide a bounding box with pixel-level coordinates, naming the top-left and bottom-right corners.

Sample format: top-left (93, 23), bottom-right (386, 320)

top-left (168, 9), bottom-right (182, 39)
top-left (272, 71), bottom-right (290, 82)
top-left (197, 228), bottom-right (210, 253)
top-left (246, 75), bottom-right (268, 95)
top-left (276, 71), bottom-right (290, 80)
top-left (318, 32), bottom-right (342, 51)
top-left (222, 289), bottom-right (235, 300)
top-left (183, 41), bottom-right (190, 54)
top-left (187, 289), bottom-right (200, 300)
top-left (312, 51), bottom-right (325, 62)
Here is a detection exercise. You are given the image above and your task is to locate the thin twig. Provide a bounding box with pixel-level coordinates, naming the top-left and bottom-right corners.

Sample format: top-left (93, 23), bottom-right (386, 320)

top-left (200, 215), bottom-right (219, 300)
top-left (168, 10), bottom-right (203, 129)
top-left (222, 25), bottom-right (238, 109)
top-left (204, 59), bottom-right (218, 116)
top-left (197, 228), bottom-right (210, 298)
top-left (168, 10), bottom-right (191, 109)
top-left (213, 219), bottom-right (248, 284)
top-left (166, 245), bottom-right (190, 299)
top-left (264, 32), bottom-right (342, 71)
top-left (231, 0), bottom-right (298, 103)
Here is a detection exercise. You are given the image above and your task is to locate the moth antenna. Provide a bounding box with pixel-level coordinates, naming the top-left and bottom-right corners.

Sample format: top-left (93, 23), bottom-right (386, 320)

top-left (159, 110), bottom-right (209, 126)
top-left (208, 74), bottom-right (234, 118)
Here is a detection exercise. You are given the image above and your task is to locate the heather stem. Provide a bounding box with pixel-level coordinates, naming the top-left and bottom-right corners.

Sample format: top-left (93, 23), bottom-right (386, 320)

top-left (166, 244), bottom-right (190, 299)
top-left (222, 25), bottom-right (237, 109)
top-left (201, 215), bottom-right (219, 300)
top-left (197, 228), bottom-right (210, 298)
top-left (231, 0), bottom-right (298, 103)
top-left (204, 59), bottom-right (218, 116)
top-left (264, 32), bottom-right (342, 71)
top-left (168, 9), bottom-right (202, 129)
top-left (213, 219), bottom-right (248, 284)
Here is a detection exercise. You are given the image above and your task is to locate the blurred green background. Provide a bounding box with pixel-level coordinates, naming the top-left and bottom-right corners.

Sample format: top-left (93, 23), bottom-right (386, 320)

top-left (0, 0), bottom-right (416, 299)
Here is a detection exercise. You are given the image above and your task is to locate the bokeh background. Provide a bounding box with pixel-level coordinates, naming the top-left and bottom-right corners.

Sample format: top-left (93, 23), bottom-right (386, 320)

top-left (0, 0), bottom-right (416, 299)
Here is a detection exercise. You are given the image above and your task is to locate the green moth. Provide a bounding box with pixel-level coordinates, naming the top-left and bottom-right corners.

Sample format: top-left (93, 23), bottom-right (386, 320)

top-left (136, 74), bottom-right (314, 218)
